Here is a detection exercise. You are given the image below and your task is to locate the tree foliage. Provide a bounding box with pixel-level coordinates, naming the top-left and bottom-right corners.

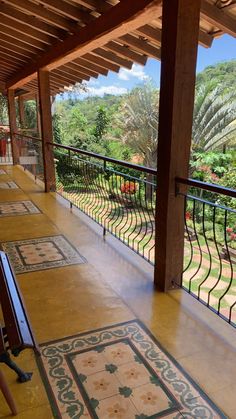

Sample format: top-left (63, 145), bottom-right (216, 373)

top-left (120, 83), bottom-right (159, 168)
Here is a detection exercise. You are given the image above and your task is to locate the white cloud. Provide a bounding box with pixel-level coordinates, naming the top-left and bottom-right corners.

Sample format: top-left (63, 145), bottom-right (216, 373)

top-left (118, 64), bottom-right (149, 81)
top-left (85, 85), bottom-right (128, 97)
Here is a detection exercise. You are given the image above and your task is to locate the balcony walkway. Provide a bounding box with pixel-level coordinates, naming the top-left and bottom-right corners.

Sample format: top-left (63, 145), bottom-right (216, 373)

top-left (0, 165), bottom-right (235, 418)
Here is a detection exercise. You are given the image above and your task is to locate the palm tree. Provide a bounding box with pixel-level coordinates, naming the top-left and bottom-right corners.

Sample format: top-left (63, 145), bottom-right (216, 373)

top-left (192, 83), bottom-right (236, 151)
top-left (121, 83), bottom-right (159, 169)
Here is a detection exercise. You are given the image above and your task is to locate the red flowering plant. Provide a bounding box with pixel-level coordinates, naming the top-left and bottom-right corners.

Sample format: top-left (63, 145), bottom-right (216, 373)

top-left (185, 211), bottom-right (192, 221)
top-left (120, 181), bottom-right (138, 195)
top-left (226, 225), bottom-right (236, 248)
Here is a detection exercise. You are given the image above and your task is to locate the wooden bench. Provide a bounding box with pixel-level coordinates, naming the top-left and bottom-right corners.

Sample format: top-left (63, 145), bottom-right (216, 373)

top-left (0, 251), bottom-right (40, 415)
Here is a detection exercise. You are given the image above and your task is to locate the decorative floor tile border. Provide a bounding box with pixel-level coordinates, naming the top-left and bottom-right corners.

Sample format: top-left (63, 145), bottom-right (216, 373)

top-left (37, 320), bottom-right (227, 419)
top-left (1, 235), bottom-right (86, 274)
top-left (0, 200), bottom-right (41, 217)
top-left (0, 181), bottom-right (19, 189)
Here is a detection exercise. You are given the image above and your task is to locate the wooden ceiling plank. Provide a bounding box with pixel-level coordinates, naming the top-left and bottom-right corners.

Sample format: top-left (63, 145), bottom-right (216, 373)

top-left (0, 33), bottom-right (41, 54)
top-left (0, 48), bottom-right (28, 63)
top-left (1, 3), bottom-right (64, 38)
top-left (105, 40), bottom-right (147, 65)
top-left (59, 64), bottom-right (93, 80)
top-left (3, 0), bottom-right (85, 31)
top-left (92, 47), bottom-right (133, 68)
top-left (71, 0), bottom-right (111, 13)
top-left (73, 57), bottom-right (108, 75)
top-left (0, 15), bottom-right (54, 44)
top-left (50, 71), bottom-right (82, 85)
top-left (65, 62), bottom-right (98, 78)
top-left (7, 0), bottom-right (162, 88)
top-left (0, 40), bottom-right (36, 58)
top-left (37, 0), bottom-right (93, 23)
top-left (119, 34), bottom-right (161, 58)
top-left (201, 0), bottom-right (236, 37)
top-left (55, 67), bottom-right (90, 81)
top-left (83, 53), bottom-right (120, 72)
top-left (0, 25), bottom-right (47, 50)
top-left (0, 59), bottom-right (17, 70)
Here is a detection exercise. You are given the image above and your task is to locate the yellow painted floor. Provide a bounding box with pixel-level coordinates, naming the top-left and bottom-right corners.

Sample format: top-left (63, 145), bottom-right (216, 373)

top-left (0, 165), bottom-right (235, 418)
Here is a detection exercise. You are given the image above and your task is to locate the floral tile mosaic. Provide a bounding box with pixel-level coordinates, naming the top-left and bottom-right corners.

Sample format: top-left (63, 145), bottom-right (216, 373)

top-left (0, 169), bottom-right (6, 175)
top-left (1, 235), bottom-right (86, 274)
top-left (0, 181), bottom-right (18, 189)
top-left (0, 200), bottom-right (41, 217)
top-left (37, 320), bottom-right (227, 419)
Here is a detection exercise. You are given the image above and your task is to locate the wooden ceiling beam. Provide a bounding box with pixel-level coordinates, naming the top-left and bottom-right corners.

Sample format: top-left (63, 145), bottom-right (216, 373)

top-left (50, 71), bottom-right (82, 85)
top-left (135, 25), bottom-right (161, 46)
top-left (0, 48), bottom-right (28, 63)
top-left (92, 47), bottom-right (133, 69)
top-left (59, 65), bottom-right (93, 80)
top-left (65, 62), bottom-right (98, 78)
top-left (83, 53), bottom-right (120, 72)
top-left (7, 0), bottom-right (162, 88)
top-left (0, 33), bottom-right (40, 54)
top-left (0, 15), bottom-right (54, 44)
top-left (119, 34), bottom-right (161, 58)
top-left (201, 0), bottom-right (236, 37)
top-left (0, 25), bottom-right (47, 50)
top-left (136, 24), bottom-right (213, 48)
top-left (0, 59), bottom-right (17, 71)
top-left (1, 3), bottom-right (63, 38)
top-left (55, 68), bottom-right (89, 82)
top-left (0, 40), bottom-right (36, 59)
top-left (3, 0), bottom-right (84, 32)
top-left (105, 41), bottom-right (147, 65)
top-left (73, 57), bottom-right (108, 75)
top-left (37, 0), bottom-right (92, 23)
top-left (71, 0), bottom-right (111, 13)
top-left (198, 29), bottom-right (213, 47)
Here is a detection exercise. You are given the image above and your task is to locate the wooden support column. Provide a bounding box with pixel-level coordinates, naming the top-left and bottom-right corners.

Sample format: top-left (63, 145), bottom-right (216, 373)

top-left (18, 96), bottom-right (25, 128)
top-left (7, 89), bottom-right (19, 165)
top-left (37, 69), bottom-right (56, 192)
top-left (155, 0), bottom-right (201, 291)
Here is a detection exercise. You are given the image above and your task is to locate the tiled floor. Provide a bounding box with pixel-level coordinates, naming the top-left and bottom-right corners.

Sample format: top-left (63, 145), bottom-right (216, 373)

top-left (0, 165), bottom-right (235, 418)
top-left (0, 200), bottom-right (40, 217)
top-left (39, 321), bottom-right (226, 418)
top-left (1, 235), bottom-right (86, 273)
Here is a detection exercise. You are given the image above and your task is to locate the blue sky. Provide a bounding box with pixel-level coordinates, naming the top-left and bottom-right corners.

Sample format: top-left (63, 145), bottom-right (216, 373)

top-left (62, 34), bottom-right (235, 99)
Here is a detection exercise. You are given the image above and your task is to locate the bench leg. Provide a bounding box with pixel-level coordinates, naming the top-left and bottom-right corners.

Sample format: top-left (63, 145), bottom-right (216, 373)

top-left (0, 353), bottom-right (33, 383)
top-left (0, 369), bottom-right (17, 415)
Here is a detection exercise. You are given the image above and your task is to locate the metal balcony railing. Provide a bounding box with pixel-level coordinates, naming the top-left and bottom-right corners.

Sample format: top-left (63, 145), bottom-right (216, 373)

top-left (176, 177), bottom-right (236, 327)
top-left (51, 142), bottom-right (157, 264)
top-left (15, 133), bottom-right (44, 182)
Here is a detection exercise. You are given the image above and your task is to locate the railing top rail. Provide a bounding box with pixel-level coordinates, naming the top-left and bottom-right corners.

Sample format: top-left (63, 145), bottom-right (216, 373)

top-left (14, 132), bottom-right (42, 142)
top-left (176, 177), bottom-right (236, 198)
top-left (48, 141), bottom-right (157, 175)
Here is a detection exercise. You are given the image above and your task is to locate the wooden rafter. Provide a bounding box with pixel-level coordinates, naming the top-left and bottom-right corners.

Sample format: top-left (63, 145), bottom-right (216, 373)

top-left (119, 34), bottom-right (161, 58)
top-left (0, 3), bottom-right (63, 38)
top-left (0, 15), bottom-right (54, 44)
top-left (7, 0), bottom-right (162, 89)
top-left (0, 25), bottom-right (46, 50)
top-left (105, 41), bottom-right (147, 65)
top-left (201, 0), bottom-right (236, 37)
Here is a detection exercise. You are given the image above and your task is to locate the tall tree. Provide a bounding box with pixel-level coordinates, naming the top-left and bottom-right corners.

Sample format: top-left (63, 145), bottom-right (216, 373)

top-left (121, 83), bottom-right (159, 168)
